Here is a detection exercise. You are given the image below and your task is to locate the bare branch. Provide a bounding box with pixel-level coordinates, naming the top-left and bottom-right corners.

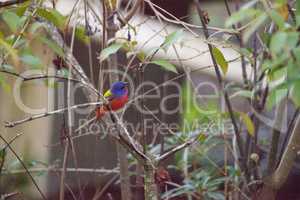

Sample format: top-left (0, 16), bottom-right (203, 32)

top-left (3, 167), bottom-right (119, 175)
top-left (157, 136), bottom-right (199, 163)
top-left (92, 174), bottom-right (119, 200)
top-left (4, 102), bottom-right (103, 128)
top-left (0, 0), bottom-right (28, 8)
top-left (124, 0), bottom-right (143, 22)
top-left (0, 192), bottom-right (20, 200)
top-left (0, 133), bottom-right (47, 200)
top-left (0, 69), bottom-right (84, 83)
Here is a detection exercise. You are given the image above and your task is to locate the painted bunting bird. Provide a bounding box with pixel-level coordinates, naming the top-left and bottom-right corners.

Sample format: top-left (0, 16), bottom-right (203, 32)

top-left (96, 81), bottom-right (129, 119)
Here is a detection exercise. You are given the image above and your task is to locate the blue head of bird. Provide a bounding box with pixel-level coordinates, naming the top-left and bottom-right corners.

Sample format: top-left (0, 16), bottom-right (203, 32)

top-left (110, 81), bottom-right (128, 97)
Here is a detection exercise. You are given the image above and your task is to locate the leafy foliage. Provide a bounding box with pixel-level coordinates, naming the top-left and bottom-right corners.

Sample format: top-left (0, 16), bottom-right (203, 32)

top-left (36, 8), bottom-right (67, 30)
top-left (151, 59), bottom-right (178, 74)
top-left (99, 43), bottom-right (123, 61)
top-left (2, 10), bottom-right (23, 32)
top-left (162, 170), bottom-right (226, 200)
top-left (161, 29), bottom-right (184, 51)
top-left (238, 112), bottom-right (255, 137)
top-left (212, 47), bottom-right (228, 75)
top-left (225, 0), bottom-right (300, 108)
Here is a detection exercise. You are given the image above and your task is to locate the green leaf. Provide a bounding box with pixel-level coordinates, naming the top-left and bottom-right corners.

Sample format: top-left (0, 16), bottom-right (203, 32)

top-left (0, 148), bottom-right (6, 164)
top-left (266, 84), bottom-right (288, 110)
top-left (243, 13), bottom-right (268, 43)
top-left (122, 40), bottom-right (138, 52)
top-left (20, 54), bottom-right (43, 68)
top-left (206, 192), bottom-right (225, 200)
top-left (38, 36), bottom-right (64, 57)
top-left (297, 16), bottom-right (300, 28)
top-left (137, 51), bottom-right (146, 62)
top-left (270, 32), bottom-right (287, 54)
top-left (242, 0), bottom-right (260, 9)
top-left (161, 29), bottom-right (183, 51)
top-left (198, 134), bottom-right (207, 143)
top-left (13, 1), bottom-right (31, 16)
top-left (276, 0), bottom-right (287, 4)
top-left (225, 8), bottom-right (261, 27)
top-left (260, 32), bottom-right (272, 46)
top-left (291, 81), bottom-right (300, 107)
top-left (297, 1), bottom-right (300, 16)
top-left (2, 10), bottom-right (21, 32)
top-left (230, 90), bottom-right (253, 99)
top-left (0, 74), bottom-right (11, 93)
top-left (212, 47), bottom-right (228, 75)
top-left (269, 10), bottom-right (285, 30)
top-left (239, 112), bottom-right (255, 137)
top-left (151, 59), bottom-right (178, 73)
top-left (75, 26), bottom-right (90, 44)
top-left (233, 47), bottom-right (254, 64)
top-left (58, 68), bottom-right (69, 78)
top-left (0, 148), bottom-right (5, 158)
top-left (36, 8), bottom-right (66, 30)
top-left (286, 32), bottom-right (299, 49)
top-left (0, 37), bottom-right (19, 67)
top-left (292, 47), bottom-right (300, 64)
top-left (99, 43), bottom-right (123, 62)
top-left (29, 22), bottom-right (46, 34)
top-left (1, 64), bottom-right (14, 71)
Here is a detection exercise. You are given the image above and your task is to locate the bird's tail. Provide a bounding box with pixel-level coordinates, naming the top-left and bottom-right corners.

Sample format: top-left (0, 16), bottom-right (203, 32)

top-left (95, 106), bottom-right (108, 120)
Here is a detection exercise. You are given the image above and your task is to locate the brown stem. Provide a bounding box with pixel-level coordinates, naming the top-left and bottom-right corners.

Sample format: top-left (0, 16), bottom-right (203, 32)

top-left (278, 108), bottom-right (300, 162)
top-left (59, 141), bottom-right (69, 200)
top-left (157, 136), bottom-right (199, 164)
top-left (267, 114), bottom-right (300, 189)
top-left (4, 101), bottom-right (103, 128)
top-left (144, 162), bottom-right (158, 200)
top-left (193, 0), bottom-right (246, 173)
top-left (0, 0), bottom-right (28, 8)
top-left (92, 174), bottom-right (119, 200)
top-left (124, 0), bottom-right (143, 22)
top-left (0, 69), bottom-right (85, 83)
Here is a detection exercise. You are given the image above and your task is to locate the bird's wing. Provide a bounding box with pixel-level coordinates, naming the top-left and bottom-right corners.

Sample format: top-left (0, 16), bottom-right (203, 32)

top-left (104, 89), bottom-right (114, 101)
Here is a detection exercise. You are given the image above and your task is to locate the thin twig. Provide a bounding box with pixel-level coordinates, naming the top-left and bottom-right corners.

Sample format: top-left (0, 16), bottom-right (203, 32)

top-left (2, 167), bottom-right (119, 175)
top-left (4, 101), bottom-right (103, 128)
top-left (0, 192), bottom-right (20, 200)
top-left (0, 69), bottom-right (82, 83)
top-left (92, 174), bottom-right (119, 200)
top-left (59, 141), bottom-right (70, 200)
top-left (124, 0), bottom-right (142, 22)
top-left (144, 0), bottom-right (240, 35)
top-left (224, 0), bottom-right (248, 86)
top-left (0, 133), bottom-right (47, 200)
top-left (157, 136), bottom-right (199, 163)
top-left (0, 0), bottom-right (28, 8)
